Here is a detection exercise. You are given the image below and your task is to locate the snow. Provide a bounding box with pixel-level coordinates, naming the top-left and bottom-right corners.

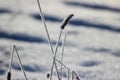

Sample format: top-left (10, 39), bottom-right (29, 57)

top-left (0, 0), bottom-right (120, 80)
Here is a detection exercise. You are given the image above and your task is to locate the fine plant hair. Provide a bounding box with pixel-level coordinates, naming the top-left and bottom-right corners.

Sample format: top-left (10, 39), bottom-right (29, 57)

top-left (7, 45), bottom-right (28, 80)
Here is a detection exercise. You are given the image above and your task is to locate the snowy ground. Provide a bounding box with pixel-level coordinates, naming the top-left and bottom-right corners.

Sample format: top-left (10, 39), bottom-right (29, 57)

top-left (0, 0), bottom-right (120, 80)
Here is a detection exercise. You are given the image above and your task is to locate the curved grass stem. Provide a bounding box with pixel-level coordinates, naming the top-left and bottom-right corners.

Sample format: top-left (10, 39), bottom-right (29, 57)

top-left (36, 0), bottom-right (60, 80)
top-left (14, 45), bottom-right (28, 80)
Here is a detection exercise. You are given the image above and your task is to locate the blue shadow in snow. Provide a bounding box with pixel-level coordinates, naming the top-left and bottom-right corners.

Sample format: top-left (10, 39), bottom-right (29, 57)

top-left (62, 72), bottom-right (67, 78)
top-left (64, 1), bottom-right (120, 13)
top-left (0, 30), bottom-right (47, 43)
top-left (112, 51), bottom-right (120, 57)
top-left (0, 8), bottom-right (12, 14)
top-left (12, 64), bottom-right (47, 72)
top-left (70, 19), bottom-right (120, 33)
top-left (0, 30), bottom-right (62, 46)
top-left (31, 13), bottom-right (120, 33)
top-left (0, 69), bottom-right (5, 75)
top-left (84, 47), bottom-right (120, 57)
top-left (31, 13), bottom-right (62, 22)
top-left (84, 47), bottom-right (111, 53)
top-left (80, 60), bottom-right (101, 67)
top-left (78, 70), bottom-right (97, 79)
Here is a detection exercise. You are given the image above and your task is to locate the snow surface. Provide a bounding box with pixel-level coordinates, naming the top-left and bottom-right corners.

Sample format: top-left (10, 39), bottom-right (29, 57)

top-left (0, 0), bottom-right (120, 80)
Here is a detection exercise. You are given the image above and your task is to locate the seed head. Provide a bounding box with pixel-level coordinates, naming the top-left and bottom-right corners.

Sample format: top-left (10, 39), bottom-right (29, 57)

top-left (61, 14), bottom-right (74, 29)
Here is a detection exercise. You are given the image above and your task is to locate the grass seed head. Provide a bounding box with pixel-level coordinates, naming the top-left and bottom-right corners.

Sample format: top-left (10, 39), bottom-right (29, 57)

top-left (61, 14), bottom-right (74, 29)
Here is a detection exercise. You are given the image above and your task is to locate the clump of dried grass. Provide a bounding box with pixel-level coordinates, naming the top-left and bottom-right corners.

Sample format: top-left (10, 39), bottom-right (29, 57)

top-left (7, 0), bottom-right (81, 80)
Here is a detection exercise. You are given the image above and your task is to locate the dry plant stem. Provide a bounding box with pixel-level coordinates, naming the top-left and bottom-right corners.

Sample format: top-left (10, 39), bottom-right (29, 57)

top-left (60, 33), bottom-right (67, 80)
top-left (8, 46), bottom-right (14, 72)
top-left (7, 45), bottom-right (15, 80)
top-left (14, 45), bottom-right (28, 80)
top-left (55, 58), bottom-right (71, 71)
top-left (72, 71), bottom-right (76, 80)
top-left (72, 71), bottom-right (76, 77)
top-left (58, 68), bottom-right (66, 71)
top-left (50, 13), bottom-right (74, 80)
top-left (52, 68), bottom-right (66, 74)
top-left (72, 71), bottom-right (80, 80)
top-left (37, 1), bottom-right (74, 80)
top-left (68, 70), bottom-right (70, 80)
top-left (71, 71), bottom-right (81, 80)
top-left (50, 29), bottom-right (63, 80)
top-left (72, 71), bottom-right (74, 80)
top-left (36, 0), bottom-right (60, 79)
top-left (53, 13), bottom-right (74, 74)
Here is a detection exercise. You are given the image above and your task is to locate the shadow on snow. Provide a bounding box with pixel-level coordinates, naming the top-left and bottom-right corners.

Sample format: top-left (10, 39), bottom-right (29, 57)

top-left (84, 47), bottom-right (120, 57)
top-left (0, 8), bottom-right (12, 14)
top-left (0, 69), bottom-right (5, 75)
top-left (31, 13), bottom-right (62, 22)
top-left (0, 30), bottom-right (47, 43)
top-left (0, 30), bottom-right (62, 46)
top-left (12, 64), bottom-right (47, 72)
top-left (80, 60), bottom-right (101, 67)
top-left (64, 1), bottom-right (120, 13)
top-left (31, 13), bottom-right (120, 33)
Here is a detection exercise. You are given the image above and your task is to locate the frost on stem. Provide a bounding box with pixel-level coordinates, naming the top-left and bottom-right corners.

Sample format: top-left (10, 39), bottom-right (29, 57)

top-left (61, 14), bottom-right (74, 29)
